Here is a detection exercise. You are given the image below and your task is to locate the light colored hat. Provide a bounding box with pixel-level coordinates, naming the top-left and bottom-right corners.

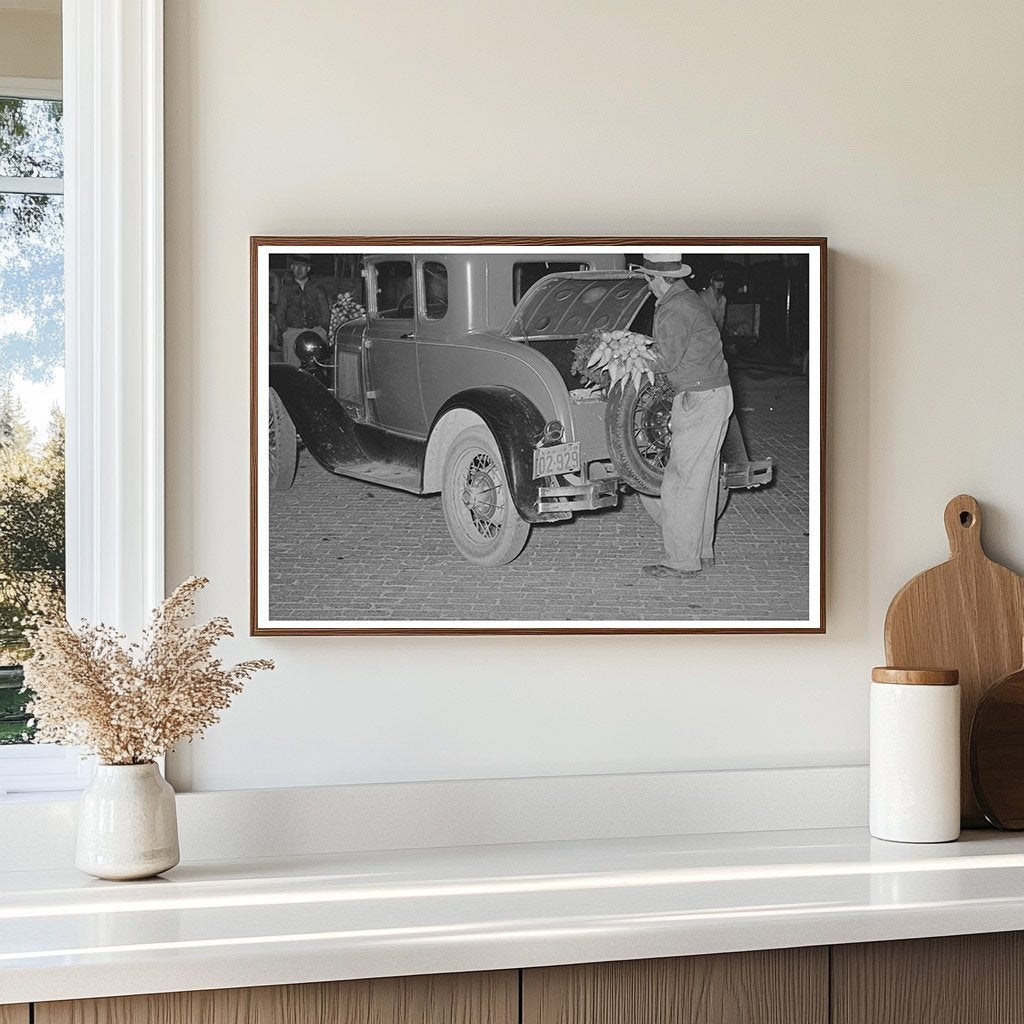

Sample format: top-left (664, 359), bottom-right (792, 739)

top-left (639, 251), bottom-right (692, 278)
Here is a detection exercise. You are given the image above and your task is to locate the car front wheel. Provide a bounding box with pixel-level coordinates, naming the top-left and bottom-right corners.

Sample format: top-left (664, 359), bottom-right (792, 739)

top-left (441, 426), bottom-right (530, 566)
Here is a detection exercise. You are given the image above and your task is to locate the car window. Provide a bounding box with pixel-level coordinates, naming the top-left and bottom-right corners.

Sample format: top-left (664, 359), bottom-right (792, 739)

top-left (421, 261), bottom-right (448, 320)
top-left (372, 260), bottom-right (413, 319)
top-left (512, 261), bottom-right (588, 305)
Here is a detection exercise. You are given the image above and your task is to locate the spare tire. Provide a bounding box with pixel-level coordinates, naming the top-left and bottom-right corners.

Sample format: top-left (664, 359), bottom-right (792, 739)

top-left (607, 376), bottom-right (731, 520)
top-left (604, 375), bottom-right (675, 495)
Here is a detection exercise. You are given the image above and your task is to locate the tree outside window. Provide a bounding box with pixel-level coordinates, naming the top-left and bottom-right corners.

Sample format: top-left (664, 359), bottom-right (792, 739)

top-left (0, 95), bottom-right (65, 744)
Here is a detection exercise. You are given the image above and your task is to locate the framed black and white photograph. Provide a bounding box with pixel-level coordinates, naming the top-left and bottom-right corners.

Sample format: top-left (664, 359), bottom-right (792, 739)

top-left (250, 237), bottom-right (826, 635)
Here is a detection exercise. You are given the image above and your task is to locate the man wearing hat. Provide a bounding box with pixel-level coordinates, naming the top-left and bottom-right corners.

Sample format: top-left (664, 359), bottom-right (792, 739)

top-left (637, 253), bottom-right (734, 580)
top-left (700, 270), bottom-right (727, 331)
top-left (273, 254), bottom-right (332, 363)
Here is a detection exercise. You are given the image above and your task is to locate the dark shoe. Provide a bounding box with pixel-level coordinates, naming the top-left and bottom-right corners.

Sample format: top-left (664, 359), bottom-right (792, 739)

top-left (642, 564), bottom-right (701, 579)
top-left (701, 557), bottom-right (715, 569)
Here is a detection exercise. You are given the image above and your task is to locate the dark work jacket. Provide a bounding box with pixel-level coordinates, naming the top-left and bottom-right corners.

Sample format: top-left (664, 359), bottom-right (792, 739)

top-left (652, 280), bottom-right (731, 393)
top-left (275, 276), bottom-right (332, 332)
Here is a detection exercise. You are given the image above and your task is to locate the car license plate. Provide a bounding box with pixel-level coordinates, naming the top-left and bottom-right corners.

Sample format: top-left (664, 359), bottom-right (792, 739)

top-left (533, 442), bottom-right (581, 479)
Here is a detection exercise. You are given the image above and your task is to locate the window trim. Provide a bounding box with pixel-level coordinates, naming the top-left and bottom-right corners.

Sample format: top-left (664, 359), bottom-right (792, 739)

top-left (0, 77), bottom-right (61, 102)
top-left (0, 744), bottom-right (92, 796)
top-left (0, 0), bottom-right (165, 796)
top-left (0, 176), bottom-right (63, 195)
top-left (419, 260), bottom-right (449, 322)
top-left (64, 0), bottom-right (165, 634)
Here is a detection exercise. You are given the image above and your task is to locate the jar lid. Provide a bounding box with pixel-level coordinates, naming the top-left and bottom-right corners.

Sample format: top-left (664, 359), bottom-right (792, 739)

top-left (871, 667), bottom-right (959, 686)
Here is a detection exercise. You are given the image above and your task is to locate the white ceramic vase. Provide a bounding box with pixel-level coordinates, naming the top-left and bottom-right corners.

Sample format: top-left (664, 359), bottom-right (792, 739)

top-left (76, 762), bottom-right (180, 880)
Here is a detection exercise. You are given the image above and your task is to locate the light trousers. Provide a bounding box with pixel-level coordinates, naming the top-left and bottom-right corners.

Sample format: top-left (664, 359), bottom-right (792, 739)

top-left (640, 385), bottom-right (734, 571)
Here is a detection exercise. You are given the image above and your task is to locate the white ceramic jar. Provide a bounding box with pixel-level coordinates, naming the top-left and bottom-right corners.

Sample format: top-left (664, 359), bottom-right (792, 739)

top-left (870, 667), bottom-right (961, 843)
top-left (76, 762), bottom-right (180, 880)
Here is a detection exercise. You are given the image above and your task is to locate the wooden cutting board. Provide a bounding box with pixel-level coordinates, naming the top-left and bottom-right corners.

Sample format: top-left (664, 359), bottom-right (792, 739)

top-left (884, 494), bottom-right (1024, 826)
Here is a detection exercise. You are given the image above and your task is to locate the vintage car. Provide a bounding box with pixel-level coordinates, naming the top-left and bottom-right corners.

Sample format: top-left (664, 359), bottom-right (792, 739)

top-left (269, 252), bottom-right (773, 565)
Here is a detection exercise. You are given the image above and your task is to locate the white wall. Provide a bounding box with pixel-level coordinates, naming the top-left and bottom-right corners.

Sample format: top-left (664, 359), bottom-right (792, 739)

top-left (164, 1), bottom-right (1024, 792)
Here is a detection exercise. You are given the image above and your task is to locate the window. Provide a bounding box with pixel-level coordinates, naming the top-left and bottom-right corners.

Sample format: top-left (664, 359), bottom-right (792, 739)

top-left (512, 261), bottom-right (588, 305)
top-left (421, 261), bottom-right (448, 320)
top-left (371, 260), bottom-right (413, 319)
top-left (0, 9), bottom-right (166, 798)
top-left (0, 89), bottom-right (64, 751)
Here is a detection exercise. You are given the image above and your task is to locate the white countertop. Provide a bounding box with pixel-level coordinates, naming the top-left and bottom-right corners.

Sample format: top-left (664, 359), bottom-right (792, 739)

top-left (4, 826), bottom-right (1024, 1004)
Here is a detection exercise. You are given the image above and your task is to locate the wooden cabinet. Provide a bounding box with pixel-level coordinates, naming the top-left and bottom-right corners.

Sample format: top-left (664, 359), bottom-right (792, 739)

top-left (34, 972), bottom-right (517, 1024)
top-left (832, 932), bottom-right (1024, 1024)
top-left (13, 934), bottom-right (1024, 1024)
top-left (522, 948), bottom-right (828, 1024)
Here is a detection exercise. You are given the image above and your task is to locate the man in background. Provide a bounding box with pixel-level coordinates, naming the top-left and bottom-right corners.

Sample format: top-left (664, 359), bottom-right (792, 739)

top-left (700, 270), bottom-right (727, 330)
top-left (638, 254), bottom-right (733, 580)
top-left (274, 254), bottom-right (332, 365)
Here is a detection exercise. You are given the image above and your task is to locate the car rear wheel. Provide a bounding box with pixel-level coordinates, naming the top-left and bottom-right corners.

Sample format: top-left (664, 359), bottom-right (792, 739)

top-left (441, 426), bottom-right (530, 566)
top-left (268, 387), bottom-right (298, 491)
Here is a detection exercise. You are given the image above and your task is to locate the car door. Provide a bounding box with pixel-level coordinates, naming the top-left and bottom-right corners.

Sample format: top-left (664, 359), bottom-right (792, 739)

top-left (364, 257), bottom-right (427, 435)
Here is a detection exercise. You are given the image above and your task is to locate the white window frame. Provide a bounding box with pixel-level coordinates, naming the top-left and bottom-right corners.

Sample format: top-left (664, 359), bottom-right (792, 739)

top-left (0, 0), bottom-right (164, 797)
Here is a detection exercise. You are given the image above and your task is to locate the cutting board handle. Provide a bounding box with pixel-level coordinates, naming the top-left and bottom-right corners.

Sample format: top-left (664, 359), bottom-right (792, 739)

top-left (944, 494), bottom-right (983, 558)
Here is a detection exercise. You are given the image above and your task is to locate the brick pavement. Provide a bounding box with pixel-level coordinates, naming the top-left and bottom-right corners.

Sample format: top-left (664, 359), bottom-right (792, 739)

top-left (268, 372), bottom-right (811, 623)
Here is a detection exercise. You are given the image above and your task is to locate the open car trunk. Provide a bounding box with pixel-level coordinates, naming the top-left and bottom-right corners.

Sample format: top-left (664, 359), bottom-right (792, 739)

top-left (505, 271), bottom-right (652, 391)
top-left (508, 270), bottom-right (773, 499)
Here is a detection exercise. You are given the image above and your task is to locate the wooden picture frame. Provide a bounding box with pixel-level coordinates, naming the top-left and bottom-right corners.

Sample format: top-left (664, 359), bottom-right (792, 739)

top-left (250, 237), bottom-right (827, 635)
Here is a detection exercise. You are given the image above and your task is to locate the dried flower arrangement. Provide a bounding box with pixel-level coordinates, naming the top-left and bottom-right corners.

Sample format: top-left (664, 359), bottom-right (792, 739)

top-left (22, 577), bottom-right (273, 765)
top-left (570, 329), bottom-right (657, 393)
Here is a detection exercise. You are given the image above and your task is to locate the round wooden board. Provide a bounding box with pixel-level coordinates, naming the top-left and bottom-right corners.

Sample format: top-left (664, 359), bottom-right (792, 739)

top-left (971, 664), bottom-right (1024, 829)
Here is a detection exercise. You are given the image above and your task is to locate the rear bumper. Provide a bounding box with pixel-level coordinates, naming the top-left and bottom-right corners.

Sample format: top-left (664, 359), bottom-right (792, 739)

top-left (534, 479), bottom-right (619, 521)
top-left (528, 456), bottom-right (770, 524)
top-left (723, 456), bottom-right (773, 490)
